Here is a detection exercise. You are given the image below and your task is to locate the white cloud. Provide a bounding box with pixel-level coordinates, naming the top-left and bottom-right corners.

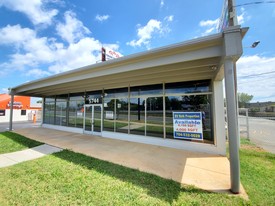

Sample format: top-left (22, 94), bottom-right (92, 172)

top-left (127, 19), bottom-right (161, 48)
top-left (237, 7), bottom-right (247, 25)
top-left (56, 11), bottom-right (91, 44)
top-left (0, 24), bottom-right (35, 45)
top-left (26, 68), bottom-right (51, 78)
top-left (199, 18), bottom-right (219, 36)
top-left (127, 16), bottom-right (173, 48)
top-left (237, 55), bottom-right (275, 102)
top-left (95, 14), bottom-right (110, 22)
top-left (164, 15), bottom-right (174, 22)
top-left (199, 8), bottom-right (248, 36)
top-left (160, 0), bottom-right (164, 8)
top-left (0, 24), bottom-right (56, 70)
top-left (0, 88), bottom-right (8, 94)
top-left (0, 0), bottom-right (58, 25)
top-left (0, 9), bottom-right (120, 81)
top-left (199, 19), bottom-right (219, 27)
top-left (48, 37), bottom-right (102, 73)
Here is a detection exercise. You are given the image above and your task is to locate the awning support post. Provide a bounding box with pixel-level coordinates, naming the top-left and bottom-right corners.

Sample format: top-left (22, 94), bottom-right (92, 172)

top-left (224, 58), bottom-right (240, 193)
top-left (8, 89), bottom-right (15, 131)
top-left (223, 26), bottom-right (244, 194)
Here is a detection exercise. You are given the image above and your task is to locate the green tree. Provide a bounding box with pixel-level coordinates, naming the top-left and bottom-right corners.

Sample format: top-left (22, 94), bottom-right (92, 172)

top-left (238, 92), bottom-right (253, 108)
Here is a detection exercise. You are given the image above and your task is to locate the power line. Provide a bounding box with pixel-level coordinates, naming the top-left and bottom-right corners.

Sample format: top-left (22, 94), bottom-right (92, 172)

top-left (235, 1), bottom-right (275, 7)
top-left (239, 71), bottom-right (275, 78)
top-left (238, 76), bottom-right (275, 84)
top-left (234, 1), bottom-right (275, 8)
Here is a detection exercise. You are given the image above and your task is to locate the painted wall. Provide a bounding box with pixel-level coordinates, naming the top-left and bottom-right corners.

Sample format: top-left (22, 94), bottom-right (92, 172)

top-left (0, 109), bottom-right (38, 122)
top-left (0, 94), bottom-right (30, 110)
top-left (0, 94), bottom-right (41, 122)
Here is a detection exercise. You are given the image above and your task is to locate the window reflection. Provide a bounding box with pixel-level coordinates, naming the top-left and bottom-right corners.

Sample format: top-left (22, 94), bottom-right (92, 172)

top-left (68, 97), bottom-right (84, 128)
top-left (55, 101), bottom-right (67, 126)
top-left (146, 97), bottom-right (163, 138)
top-left (165, 80), bottom-right (211, 94)
top-left (43, 80), bottom-right (213, 145)
top-left (116, 98), bottom-right (128, 133)
top-left (44, 99), bottom-right (55, 124)
top-left (103, 98), bottom-right (115, 132)
top-left (165, 95), bottom-right (213, 143)
top-left (130, 84), bottom-right (162, 96)
top-left (130, 97), bottom-right (145, 136)
top-left (103, 88), bottom-right (129, 133)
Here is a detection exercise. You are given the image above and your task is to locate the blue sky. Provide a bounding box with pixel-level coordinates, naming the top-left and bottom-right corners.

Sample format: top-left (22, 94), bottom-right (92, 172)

top-left (0, 0), bottom-right (275, 102)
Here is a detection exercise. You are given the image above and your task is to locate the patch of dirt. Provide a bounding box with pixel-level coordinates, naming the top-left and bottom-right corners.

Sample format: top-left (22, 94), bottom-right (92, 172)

top-left (240, 144), bottom-right (265, 152)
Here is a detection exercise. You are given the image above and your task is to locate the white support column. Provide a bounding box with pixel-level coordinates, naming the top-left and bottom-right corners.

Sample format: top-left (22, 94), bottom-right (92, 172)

top-left (224, 58), bottom-right (240, 194)
top-left (9, 90), bottom-right (14, 131)
top-left (41, 97), bottom-right (45, 126)
top-left (213, 80), bottom-right (226, 155)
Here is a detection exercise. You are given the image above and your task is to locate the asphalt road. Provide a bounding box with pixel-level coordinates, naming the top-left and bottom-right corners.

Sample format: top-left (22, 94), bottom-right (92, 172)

top-left (240, 117), bottom-right (275, 154)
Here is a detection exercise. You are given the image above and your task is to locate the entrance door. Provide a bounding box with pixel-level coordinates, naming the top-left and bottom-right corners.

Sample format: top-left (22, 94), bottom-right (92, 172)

top-left (83, 104), bottom-right (102, 135)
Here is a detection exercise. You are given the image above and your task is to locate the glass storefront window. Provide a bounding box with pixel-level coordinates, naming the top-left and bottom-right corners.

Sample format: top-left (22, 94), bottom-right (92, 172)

top-left (115, 98), bottom-right (128, 133)
top-left (131, 84), bottom-right (162, 96)
top-left (146, 97), bottom-right (163, 138)
top-left (55, 96), bottom-right (68, 126)
top-left (68, 99), bottom-right (84, 128)
top-left (103, 98), bottom-right (115, 132)
top-left (130, 97), bottom-right (145, 136)
top-left (165, 94), bottom-right (213, 144)
top-left (44, 97), bottom-right (55, 124)
top-left (55, 101), bottom-right (67, 126)
top-left (165, 80), bottom-right (211, 94)
top-left (103, 88), bottom-right (128, 133)
top-left (43, 80), bottom-right (214, 145)
top-left (104, 88), bottom-right (128, 98)
top-left (85, 90), bottom-right (102, 104)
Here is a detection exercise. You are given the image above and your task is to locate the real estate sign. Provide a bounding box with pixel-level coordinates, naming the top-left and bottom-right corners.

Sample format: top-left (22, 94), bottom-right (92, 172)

top-left (173, 112), bottom-right (203, 140)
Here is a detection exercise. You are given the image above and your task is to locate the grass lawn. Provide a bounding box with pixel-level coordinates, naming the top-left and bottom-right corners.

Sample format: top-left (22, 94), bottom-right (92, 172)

top-left (0, 132), bottom-right (43, 154)
top-left (0, 133), bottom-right (274, 205)
top-left (239, 138), bottom-right (275, 205)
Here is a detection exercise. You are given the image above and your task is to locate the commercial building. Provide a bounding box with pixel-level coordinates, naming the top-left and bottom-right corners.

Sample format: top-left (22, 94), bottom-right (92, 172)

top-left (9, 26), bottom-right (246, 155)
top-left (0, 94), bottom-right (41, 123)
top-left (8, 25), bottom-right (247, 193)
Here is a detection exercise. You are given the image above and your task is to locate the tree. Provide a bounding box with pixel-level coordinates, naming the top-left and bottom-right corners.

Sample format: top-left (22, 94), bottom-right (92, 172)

top-left (238, 92), bottom-right (253, 108)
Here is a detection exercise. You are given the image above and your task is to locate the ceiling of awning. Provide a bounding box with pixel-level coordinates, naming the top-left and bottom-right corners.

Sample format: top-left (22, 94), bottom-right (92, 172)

top-left (11, 28), bottom-right (248, 97)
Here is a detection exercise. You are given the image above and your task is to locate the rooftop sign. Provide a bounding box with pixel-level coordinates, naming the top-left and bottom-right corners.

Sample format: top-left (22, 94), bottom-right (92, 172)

top-left (101, 47), bottom-right (123, 61)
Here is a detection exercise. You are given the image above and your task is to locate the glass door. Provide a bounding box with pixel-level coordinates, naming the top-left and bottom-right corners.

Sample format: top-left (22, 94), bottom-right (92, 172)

top-left (93, 105), bottom-right (102, 133)
top-left (83, 104), bottom-right (102, 135)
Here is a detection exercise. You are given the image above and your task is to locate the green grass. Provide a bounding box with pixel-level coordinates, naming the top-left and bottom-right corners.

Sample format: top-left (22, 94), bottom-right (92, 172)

top-left (0, 133), bottom-right (274, 205)
top-left (0, 149), bottom-right (246, 206)
top-left (0, 132), bottom-right (43, 154)
top-left (239, 138), bottom-right (275, 205)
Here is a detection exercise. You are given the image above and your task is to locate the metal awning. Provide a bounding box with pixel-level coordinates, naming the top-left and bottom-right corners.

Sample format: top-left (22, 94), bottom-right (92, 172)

top-left (11, 28), bottom-right (248, 97)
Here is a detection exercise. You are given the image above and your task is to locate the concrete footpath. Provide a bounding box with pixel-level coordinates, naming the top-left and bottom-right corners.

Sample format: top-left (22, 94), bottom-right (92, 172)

top-left (0, 144), bottom-right (63, 168)
top-left (13, 127), bottom-right (247, 197)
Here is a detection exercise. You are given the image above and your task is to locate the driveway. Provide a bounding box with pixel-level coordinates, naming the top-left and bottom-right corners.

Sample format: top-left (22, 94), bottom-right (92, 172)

top-left (247, 117), bottom-right (275, 154)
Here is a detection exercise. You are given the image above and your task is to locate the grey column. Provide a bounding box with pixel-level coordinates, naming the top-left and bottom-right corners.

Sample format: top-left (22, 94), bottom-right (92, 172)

top-left (224, 58), bottom-right (240, 194)
top-left (42, 97), bottom-right (45, 125)
top-left (9, 90), bottom-right (14, 131)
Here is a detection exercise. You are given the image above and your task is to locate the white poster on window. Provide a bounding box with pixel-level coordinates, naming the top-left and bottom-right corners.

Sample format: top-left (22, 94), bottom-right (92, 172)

top-left (173, 112), bottom-right (203, 140)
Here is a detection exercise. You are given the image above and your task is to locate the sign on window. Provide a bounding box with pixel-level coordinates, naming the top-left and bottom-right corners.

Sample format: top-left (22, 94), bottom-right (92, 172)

top-left (173, 112), bottom-right (203, 140)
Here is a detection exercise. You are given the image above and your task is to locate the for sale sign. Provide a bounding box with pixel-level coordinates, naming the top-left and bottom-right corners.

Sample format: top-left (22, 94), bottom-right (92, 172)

top-left (173, 112), bottom-right (203, 140)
